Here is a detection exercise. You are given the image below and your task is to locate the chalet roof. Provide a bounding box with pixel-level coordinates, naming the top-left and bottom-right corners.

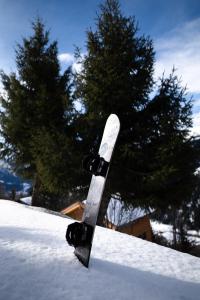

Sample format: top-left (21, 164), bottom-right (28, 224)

top-left (61, 201), bottom-right (85, 215)
top-left (106, 198), bottom-right (148, 227)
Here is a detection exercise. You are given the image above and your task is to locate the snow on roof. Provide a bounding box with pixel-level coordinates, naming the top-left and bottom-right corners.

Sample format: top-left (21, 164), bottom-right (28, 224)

top-left (106, 197), bottom-right (147, 226)
top-left (0, 199), bottom-right (200, 300)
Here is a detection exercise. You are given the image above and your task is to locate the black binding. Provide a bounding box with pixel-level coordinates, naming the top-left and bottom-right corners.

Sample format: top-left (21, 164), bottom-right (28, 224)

top-left (66, 222), bottom-right (94, 248)
top-left (82, 153), bottom-right (109, 177)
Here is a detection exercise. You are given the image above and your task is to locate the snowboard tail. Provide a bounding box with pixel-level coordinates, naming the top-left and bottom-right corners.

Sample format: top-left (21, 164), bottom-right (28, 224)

top-left (66, 114), bottom-right (120, 268)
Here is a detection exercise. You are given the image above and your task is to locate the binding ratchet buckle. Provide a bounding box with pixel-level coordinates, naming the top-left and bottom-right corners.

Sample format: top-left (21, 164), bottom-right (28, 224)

top-left (82, 153), bottom-right (109, 177)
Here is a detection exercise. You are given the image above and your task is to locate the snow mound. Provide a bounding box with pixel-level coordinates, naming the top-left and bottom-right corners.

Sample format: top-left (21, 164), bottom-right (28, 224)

top-left (0, 200), bottom-right (200, 300)
top-left (19, 196), bottom-right (32, 205)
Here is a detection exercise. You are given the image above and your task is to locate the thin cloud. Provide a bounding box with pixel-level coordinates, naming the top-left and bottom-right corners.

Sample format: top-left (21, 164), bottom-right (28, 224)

top-left (192, 96), bottom-right (200, 111)
top-left (192, 111), bottom-right (200, 136)
top-left (154, 18), bottom-right (200, 94)
top-left (154, 18), bottom-right (200, 135)
top-left (58, 52), bottom-right (83, 73)
top-left (58, 53), bottom-right (74, 64)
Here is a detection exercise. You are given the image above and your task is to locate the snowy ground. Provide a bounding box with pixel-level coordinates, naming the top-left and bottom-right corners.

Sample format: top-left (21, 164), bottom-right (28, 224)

top-left (19, 196), bottom-right (32, 205)
top-left (0, 200), bottom-right (200, 300)
top-left (152, 221), bottom-right (200, 244)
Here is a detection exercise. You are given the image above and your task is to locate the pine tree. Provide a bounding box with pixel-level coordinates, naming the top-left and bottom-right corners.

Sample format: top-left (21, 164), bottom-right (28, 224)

top-left (75, 0), bottom-right (200, 226)
top-left (143, 71), bottom-right (199, 209)
top-left (0, 19), bottom-right (74, 206)
top-left (144, 71), bottom-right (200, 246)
top-left (75, 0), bottom-right (155, 224)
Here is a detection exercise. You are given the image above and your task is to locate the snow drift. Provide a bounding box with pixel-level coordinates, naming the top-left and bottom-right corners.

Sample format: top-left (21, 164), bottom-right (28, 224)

top-left (0, 200), bottom-right (200, 300)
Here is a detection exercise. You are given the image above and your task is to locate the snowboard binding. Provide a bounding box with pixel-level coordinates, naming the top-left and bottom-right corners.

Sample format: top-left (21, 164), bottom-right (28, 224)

top-left (83, 153), bottom-right (109, 177)
top-left (66, 222), bottom-right (94, 248)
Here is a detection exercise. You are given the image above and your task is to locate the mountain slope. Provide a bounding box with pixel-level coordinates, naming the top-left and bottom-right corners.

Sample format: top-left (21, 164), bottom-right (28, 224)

top-left (0, 168), bottom-right (31, 192)
top-left (0, 200), bottom-right (200, 300)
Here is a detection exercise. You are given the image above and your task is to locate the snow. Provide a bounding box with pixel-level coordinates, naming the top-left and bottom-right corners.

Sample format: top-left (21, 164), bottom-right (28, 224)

top-left (151, 221), bottom-right (174, 241)
top-left (152, 221), bottom-right (200, 244)
top-left (106, 197), bottom-right (146, 226)
top-left (22, 182), bottom-right (32, 193)
top-left (20, 196), bottom-right (32, 205)
top-left (0, 200), bottom-right (200, 300)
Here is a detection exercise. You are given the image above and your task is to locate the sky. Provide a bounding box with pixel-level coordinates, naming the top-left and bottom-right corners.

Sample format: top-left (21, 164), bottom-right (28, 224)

top-left (0, 0), bottom-right (200, 133)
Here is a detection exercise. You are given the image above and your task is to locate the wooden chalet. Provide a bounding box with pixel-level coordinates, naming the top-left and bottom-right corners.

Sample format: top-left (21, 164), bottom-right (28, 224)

top-left (61, 199), bottom-right (153, 242)
top-left (105, 215), bottom-right (152, 241)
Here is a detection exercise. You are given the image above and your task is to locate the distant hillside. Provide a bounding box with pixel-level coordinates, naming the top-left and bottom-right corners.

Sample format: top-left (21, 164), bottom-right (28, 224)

top-left (0, 168), bottom-right (31, 192)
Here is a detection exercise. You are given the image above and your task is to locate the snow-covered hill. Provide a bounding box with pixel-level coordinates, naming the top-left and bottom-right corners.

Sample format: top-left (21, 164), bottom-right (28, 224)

top-left (0, 200), bottom-right (200, 300)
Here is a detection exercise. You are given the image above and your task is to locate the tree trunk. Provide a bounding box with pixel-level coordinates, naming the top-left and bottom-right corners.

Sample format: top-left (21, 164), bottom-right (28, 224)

top-left (172, 208), bottom-right (177, 248)
top-left (31, 174), bottom-right (42, 207)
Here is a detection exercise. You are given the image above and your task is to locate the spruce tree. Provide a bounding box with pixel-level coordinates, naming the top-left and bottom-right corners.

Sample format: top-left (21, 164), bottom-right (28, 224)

top-left (144, 72), bottom-right (200, 245)
top-left (75, 0), bottom-right (200, 225)
top-left (0, 19), bottom-right (74, 207)
top-left (144, 71), bottom-right (199, 209)
top-left (75, 0), bottom-right (155, 224)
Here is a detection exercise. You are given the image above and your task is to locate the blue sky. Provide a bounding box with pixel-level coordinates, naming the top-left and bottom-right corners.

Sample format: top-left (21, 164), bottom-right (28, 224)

top-left (0, 0), bottom-right (200, 133)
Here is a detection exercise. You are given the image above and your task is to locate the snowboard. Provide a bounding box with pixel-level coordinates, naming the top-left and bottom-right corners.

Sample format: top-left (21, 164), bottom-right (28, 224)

top-left (66, 114), bottom-right (120, 267)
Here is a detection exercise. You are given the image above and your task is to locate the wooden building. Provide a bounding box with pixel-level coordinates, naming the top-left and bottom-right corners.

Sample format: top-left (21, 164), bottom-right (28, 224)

top-left (116, 216), bottom-right (152, 241)
top-left (61, 201), bottom-right (85, 221)
top-left (61, 200), bottom-right (153, 242)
